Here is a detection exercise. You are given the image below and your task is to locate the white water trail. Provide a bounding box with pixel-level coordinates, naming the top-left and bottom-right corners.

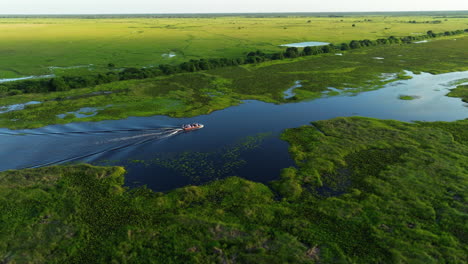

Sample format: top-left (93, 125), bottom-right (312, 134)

top-left (18, 127), bottom-right (185, 169)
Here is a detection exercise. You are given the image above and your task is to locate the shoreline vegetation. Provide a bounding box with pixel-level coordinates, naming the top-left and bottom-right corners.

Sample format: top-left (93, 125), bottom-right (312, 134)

top-left (0, 30), bottom-right (467, 129)
top-left (1, 116), bottom-right (466, 263)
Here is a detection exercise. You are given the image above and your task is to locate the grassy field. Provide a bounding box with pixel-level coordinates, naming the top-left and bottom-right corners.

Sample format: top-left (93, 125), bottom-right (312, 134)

top-left (1, 15), bottom-right (467, 77)
top-left (1, 36), bottom-right (467, 129)
top-left (1, 116), bottom-right (466, 263)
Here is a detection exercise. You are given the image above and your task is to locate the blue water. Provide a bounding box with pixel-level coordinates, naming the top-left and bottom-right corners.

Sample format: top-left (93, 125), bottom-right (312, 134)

top-left (0, 71), bottom-right (467, 191)
top-left (280, 41), bottom-right (330, 47)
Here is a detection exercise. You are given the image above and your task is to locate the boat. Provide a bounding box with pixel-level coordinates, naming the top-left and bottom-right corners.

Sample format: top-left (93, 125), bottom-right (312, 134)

top-left (182, 123), bottom-right (204, 132)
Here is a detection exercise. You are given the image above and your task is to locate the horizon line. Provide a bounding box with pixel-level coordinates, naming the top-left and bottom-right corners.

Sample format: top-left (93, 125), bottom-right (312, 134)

top-left (1, 10), bottom-right (468, 16)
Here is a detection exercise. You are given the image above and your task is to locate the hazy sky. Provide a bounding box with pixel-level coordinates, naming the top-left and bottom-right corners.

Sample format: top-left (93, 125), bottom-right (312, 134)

top-left (1, 0), bottom-right (467, 14)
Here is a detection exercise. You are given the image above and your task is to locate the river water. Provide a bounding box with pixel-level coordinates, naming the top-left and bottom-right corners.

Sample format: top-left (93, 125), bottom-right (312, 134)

top-left (1, 71), bottom-right (467, 191)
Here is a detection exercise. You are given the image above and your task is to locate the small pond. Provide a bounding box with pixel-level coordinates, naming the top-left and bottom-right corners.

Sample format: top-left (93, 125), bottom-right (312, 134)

top-left (280, 41), bottom-right (330, 47)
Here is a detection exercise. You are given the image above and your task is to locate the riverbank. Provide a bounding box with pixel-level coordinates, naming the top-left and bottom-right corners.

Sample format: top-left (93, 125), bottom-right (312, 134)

top-left (1, 116), bottom-right (466, 263)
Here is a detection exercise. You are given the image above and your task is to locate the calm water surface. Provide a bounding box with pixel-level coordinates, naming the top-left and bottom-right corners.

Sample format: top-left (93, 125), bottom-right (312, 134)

top-left (280, 41), bottom-right (330, 47)
top-left (1, 71), bottom-right (467, 191)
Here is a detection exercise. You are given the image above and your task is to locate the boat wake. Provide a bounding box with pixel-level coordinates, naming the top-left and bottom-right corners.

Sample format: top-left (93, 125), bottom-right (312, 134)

top-left (0, 126), bottom-right (185, 170)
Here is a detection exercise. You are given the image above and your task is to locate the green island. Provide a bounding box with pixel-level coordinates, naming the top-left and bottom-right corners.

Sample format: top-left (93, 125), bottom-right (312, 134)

top-left (1, 12), bottom-right (468, 263)
top-left (398, 95), bottom-right (420, 100)
top-left (1, 117), bottom-right (467, 263)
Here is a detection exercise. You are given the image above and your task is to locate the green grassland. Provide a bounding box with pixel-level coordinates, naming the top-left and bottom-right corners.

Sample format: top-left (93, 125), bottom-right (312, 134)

top-left (1, 116), bottom-right (466, 263)
top-left (1, 36), bottom-right (467, 129)
top-left (1, 16), bottom-right (467, 77)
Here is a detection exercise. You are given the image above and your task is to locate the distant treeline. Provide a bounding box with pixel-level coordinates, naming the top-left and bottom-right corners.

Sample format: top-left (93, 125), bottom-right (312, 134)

top-left (1, 28), bottom-right (467, 96)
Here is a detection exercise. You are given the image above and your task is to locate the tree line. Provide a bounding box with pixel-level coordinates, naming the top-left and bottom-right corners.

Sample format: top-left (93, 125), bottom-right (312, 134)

top-left (1, 28), bottom-right (467, 96)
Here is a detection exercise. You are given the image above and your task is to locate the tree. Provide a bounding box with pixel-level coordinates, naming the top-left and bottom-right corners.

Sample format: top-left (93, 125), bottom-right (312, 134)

top-left (199, 60), bottom-right (212, 70)
top-left (284, 47), bottom-right (299, 58)
top-left (376, 39), bottom-right (388, 45)
top-left (310, 47), bottom-right (323, 55)
top-left (321, 45), bottom-right (332, 53)
top-left (427, 30), bottom-right (436, 37)
top-left (349, 40), bottom-right (361, 49)
top-left (340, 43), bottom-right (350, 50)
top-left (303, 46), bottom-right (313, 55)
top-left (50, 77), bottom-right (69, 91)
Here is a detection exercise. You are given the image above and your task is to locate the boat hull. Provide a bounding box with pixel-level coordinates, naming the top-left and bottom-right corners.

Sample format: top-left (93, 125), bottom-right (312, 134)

top-left (182, 124), bottom-right (204, 132)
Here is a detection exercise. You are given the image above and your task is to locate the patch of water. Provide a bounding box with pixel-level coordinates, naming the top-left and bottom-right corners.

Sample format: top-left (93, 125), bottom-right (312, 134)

top-left (162, 52), bottom-right (177, 58)
top-left (0, 75), bottom-right (55, 84)
top-left (48, 64), bottom-right (94, 70)
top-left (322, 87), bottom-right (343, 95)
top-left (380, 73), bottom-right (398, 81)
top-left (283, 81), bottom-right (302, 99)
top-left (280, 41), bottom-right (330, 48)
top-left (0, 101), bottom-right (42, 114)
top-left (57, 105), bottom-right (112, 119)
top-left (414, 40), bottom-right (429, 44)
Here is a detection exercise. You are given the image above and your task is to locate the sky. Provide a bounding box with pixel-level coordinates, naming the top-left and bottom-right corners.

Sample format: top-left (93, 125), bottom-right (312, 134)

top-left (1, 0), bottom-right (467, 14)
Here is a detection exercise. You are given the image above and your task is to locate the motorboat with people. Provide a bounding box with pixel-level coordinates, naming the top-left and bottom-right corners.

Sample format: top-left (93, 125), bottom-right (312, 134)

top-left (182, 123), bottom-right (204, 132)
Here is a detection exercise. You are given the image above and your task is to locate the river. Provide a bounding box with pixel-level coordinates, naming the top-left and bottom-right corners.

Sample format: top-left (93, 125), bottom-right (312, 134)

top-left (0, 71), bottom-right (467, 191)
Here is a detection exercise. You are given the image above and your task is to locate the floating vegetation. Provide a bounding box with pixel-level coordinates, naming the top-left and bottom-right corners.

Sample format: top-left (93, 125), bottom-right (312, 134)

top-left (146, 133), bottom-right (272, 183)
top-left (398, 94), bottom-right (421, 100)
